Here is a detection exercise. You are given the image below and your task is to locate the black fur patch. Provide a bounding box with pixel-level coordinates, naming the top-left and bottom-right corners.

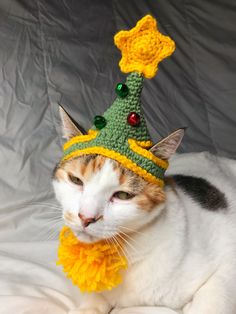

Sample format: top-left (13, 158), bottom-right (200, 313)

top-left (171, 175), bottom-right (227, 211)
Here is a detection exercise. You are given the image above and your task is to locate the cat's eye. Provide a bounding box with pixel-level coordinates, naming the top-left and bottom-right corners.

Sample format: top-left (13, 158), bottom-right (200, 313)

top-left (68, 173), bottom-right (83, 186)
top-left (113, 191), bottom-right (134, 200)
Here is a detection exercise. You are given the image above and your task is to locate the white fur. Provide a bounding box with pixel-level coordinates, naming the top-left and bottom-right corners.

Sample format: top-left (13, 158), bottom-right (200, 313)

top-left (53, 152), bottom-right (236, 314)
top-left (53, 159), bottom-right (160, 243)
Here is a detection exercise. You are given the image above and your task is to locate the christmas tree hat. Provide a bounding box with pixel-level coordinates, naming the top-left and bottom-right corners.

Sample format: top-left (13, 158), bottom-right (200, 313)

top-left (62, 15), bottom-right (175, 187)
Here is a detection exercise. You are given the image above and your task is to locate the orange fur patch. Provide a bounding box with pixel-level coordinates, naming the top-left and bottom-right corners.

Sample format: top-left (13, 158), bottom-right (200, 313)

top-left (94, 155), bottom-right (106, 172)
top-left (112, 161), bottom-right (145, 193)
top-left (119, 173), bottom-right (126, 185)
top-left (135, 183), bottom-right (165, 211)
top-left (54, 168), bottom-right (67, 181)
top-left (80, 163), bottom-right (86, 176)
top-left (55, 155), bottom-right (107, 183)
top-left (55, 155), bottom-right (166, 212)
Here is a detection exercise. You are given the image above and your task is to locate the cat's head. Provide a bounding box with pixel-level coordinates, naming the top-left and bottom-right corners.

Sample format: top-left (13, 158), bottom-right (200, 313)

top-left (53, 107), bottom-right (184, 243)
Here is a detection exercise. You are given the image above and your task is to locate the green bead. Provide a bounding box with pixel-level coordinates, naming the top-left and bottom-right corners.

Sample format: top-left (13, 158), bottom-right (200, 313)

top-left (94, 115), bottom-right (106, 129)
top-left (115, 83), bottom-right (129, 98)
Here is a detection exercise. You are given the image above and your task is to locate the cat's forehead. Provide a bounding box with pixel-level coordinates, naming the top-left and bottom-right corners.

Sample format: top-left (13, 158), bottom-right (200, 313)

top-left (59, 154), bottom-right (146, 192)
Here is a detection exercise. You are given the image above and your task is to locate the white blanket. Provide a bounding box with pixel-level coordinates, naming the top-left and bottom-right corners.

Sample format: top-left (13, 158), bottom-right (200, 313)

top-left (0, 200), bottom-right (178, 314)
top-left (0, 241), bottom-right (176, 314)
top-left (0, 163), bottom-right (192, 314)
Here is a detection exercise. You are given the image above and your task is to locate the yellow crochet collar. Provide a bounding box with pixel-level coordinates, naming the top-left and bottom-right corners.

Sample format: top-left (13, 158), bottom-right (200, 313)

top-left (57, 227), bottom-right (128, 292)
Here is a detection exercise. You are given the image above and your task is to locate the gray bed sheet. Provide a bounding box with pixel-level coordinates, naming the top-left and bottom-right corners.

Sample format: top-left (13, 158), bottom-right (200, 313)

top-left (0, 0), bottom-right (235, 312)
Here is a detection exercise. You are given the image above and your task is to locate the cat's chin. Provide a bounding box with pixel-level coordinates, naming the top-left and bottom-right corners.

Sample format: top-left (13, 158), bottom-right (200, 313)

top-left (72, 229), bottom-right (100, 244)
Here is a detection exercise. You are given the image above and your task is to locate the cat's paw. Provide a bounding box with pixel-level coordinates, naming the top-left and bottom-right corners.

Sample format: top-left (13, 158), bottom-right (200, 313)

top-left (68, 309), bottom-right (105, 314)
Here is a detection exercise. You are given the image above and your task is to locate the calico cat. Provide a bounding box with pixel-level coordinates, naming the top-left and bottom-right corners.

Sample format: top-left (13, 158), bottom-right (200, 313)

top-left (53, 107), bottom-right (236, 314)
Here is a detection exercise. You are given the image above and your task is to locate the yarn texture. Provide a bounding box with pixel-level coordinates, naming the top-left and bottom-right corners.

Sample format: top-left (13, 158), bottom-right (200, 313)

top-left (62, 73), bottom-right (168, 186)
top-left (114, 15), bottom-right (175, 78)
top-left (58, 15), bottom-right (176, 293)
top-left (57, 227), bottom-right (128, 292)
top-left (61, 15), bottom-right (175, 187)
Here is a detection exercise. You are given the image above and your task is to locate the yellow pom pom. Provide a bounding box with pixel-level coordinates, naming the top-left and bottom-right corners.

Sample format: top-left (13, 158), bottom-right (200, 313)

top-left (114, 15), bottom-right (175, 78)
top-left (57, 227), bottom-right (128, 292)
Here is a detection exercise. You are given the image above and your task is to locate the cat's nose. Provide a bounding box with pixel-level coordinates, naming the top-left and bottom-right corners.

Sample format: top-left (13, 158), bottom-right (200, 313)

top-left (78, 213), bottom-right (97, 228)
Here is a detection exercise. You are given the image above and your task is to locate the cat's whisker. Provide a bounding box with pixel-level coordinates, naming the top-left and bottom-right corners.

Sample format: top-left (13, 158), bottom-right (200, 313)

top-left (47, 216), bottom-right (62, 222)
top-left (38, 219), bottom-right (62, 228)
top-left (105, 232), bottom-right (130, 265)
top-left (40, 208), bottom-right (61, 212)
top-left (119, 229), bottom-right (146, 244)
top-left (107, 236), bottom-right (126, 264)
top-left (110, 235), bottom-right (132, 265)
top-left (46, 227), bottom-right (61, 240)
top-left (22, 202), bottom-right (61, 212)
top-left (112, 234), bottom-right (134, 265)
top-left (35, 220), bottom-right (63, 240)
top-left (38, 220), bottom-right (63, 231)
top-left (105, 238), bottom-right (111, 249)
top-left (39, 229), bottom-right (61, 239)
top-left (119, 225), bottom-right (146, 236)
top-left (47, 219), bottom-right (63, 226)
top-left (36, 231), bottom-right (58, 241)
top-left (38, 211), bottom-right (63, 219)
top-left (116, 232), bottom-right (139, 257)
top-left (118, 230), bottom-right (142, 249)
top-left (106, 236), bottom-right (125, 264)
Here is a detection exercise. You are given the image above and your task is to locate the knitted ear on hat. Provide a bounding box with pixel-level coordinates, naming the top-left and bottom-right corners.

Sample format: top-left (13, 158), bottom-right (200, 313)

top-left (62, 15), bottom-right (176, 187)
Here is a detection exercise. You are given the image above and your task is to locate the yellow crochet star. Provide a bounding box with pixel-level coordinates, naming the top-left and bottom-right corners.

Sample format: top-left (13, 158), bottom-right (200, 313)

top-left (114, 15), bottom-right (175, 79)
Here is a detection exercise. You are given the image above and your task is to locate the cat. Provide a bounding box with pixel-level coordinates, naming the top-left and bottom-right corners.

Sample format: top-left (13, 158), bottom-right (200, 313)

top-left (53, 107), bottom-right (236, 314)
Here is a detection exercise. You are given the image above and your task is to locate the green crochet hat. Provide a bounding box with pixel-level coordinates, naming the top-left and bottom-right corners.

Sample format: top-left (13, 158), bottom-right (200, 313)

top-left (62, 15), bottom-right (175, 187)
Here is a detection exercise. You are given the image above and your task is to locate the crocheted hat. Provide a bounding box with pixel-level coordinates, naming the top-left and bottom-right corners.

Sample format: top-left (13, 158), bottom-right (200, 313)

top-left (62, 15), bottom-right (175, 187)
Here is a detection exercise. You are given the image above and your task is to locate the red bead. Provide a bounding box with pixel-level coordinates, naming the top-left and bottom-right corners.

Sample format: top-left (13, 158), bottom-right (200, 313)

top-left (127, 112), bottom-right (141, 127)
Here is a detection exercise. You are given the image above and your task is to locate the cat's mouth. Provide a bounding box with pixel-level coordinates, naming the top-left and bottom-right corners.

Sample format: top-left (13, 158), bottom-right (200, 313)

top-left (63, 216), bottom-right (99, 243)
top-left (64, 218), bottom-right (118, 244)
top-left (71, 227), bottom-right (101, 243)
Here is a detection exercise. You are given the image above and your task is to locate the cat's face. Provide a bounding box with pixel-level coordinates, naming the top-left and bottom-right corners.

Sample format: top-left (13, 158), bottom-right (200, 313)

top-left (53, 106), bottom-right (184, 243)
top-left (53, 154), bottom-right (165, 243)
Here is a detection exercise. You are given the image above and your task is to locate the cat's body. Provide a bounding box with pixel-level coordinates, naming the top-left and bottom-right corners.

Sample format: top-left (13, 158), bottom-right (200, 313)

top-left (53, 108), bottom-right (236, 314)
top-left (103, 152), bottom-right (236, 313)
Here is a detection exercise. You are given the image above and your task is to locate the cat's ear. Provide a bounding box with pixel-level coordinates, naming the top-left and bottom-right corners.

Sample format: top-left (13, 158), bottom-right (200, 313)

top-left (59, 105), bottom-right (86, 140)
top-left (150, 128), bottom-right (185, 160)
